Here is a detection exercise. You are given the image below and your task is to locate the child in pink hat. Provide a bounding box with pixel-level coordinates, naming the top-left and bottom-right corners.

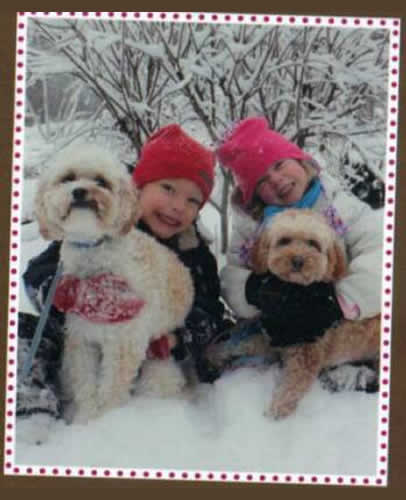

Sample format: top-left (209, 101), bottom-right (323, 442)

top-left (216, 117), bottom-right (383, 392)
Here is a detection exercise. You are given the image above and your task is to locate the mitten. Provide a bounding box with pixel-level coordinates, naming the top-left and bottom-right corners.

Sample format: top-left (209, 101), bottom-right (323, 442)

top-left (245, 271), bottom-right (292, 311)
top-left (246, 272), bottom-right (343, 346)
top-left (53, 273), bottom-right (145, 323)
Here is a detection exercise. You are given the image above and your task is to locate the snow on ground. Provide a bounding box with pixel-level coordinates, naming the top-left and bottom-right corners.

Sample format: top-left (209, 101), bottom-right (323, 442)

top-left (14, 218), bottom-right (379, 477)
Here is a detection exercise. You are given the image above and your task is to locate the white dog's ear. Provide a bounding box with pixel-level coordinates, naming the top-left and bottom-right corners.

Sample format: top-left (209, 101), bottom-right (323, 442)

top-left (34, 179), bottom-right (64, 241)
top-left (326, 240), bottom-right (347, 281)
top-left (251, 231), bottom-right (271, 274)
top-left (118, 179), bottom-right (140, 236)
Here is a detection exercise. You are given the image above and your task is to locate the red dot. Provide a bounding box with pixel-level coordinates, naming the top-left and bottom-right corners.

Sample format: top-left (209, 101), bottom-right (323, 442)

top-left (264, 16), bottom-right (270, 22)
top-left (104, 470), bottom-right (110, 476)
top-left (195, 472), bottom-right (201, 479)
top-left (221, 473), bottom-right (227, 480)
top-left (234, 474), bottom-right (240, 480)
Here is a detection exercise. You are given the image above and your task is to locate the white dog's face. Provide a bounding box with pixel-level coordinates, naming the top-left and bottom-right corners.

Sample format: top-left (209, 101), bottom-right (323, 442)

top-left (35, 145), bottom-right (139, 242)
top-left (251, 209), bottom-right (347, 285)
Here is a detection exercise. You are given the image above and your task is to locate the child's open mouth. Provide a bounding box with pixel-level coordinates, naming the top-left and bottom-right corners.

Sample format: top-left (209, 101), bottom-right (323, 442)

top-left (278, 182), bottom-right (295, 198)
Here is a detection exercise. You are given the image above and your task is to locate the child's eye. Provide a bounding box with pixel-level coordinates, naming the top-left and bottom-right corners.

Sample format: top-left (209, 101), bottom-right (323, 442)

top-left (95, 176), bottom-right (111, 189)
top-left (277, 237), bottom-right (292, 246)
top-left (188, 197), bottom-right (202, 207)
top-left (161, 183), bottom-right (175, 194)
top-left (307, 239), bottom-right (321, 251)
top-left (61, 173), bottom-right (76, 183)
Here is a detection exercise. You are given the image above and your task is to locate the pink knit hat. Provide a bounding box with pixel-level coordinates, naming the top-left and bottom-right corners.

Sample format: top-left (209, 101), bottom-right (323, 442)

top-left (217, 117), bottom-right (314, 205)
top-left (133, 124), bottom-right (215, 205)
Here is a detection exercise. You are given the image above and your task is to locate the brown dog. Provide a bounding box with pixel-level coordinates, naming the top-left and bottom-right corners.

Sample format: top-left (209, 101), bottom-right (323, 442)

top-left (210, 209), bottom-right (380, 419)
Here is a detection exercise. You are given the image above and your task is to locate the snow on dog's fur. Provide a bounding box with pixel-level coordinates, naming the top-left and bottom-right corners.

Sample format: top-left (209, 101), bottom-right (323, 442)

top-left (35, 144), bottom-right (194, 423)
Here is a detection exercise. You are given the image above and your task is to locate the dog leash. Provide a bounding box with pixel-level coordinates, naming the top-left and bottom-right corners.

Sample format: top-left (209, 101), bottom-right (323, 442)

top-left (21, 261), bottom-right (64, 380)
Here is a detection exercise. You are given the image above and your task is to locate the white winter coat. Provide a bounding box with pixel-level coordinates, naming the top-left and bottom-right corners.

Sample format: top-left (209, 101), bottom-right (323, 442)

top-left (220, 172), bottom-right (383, 320)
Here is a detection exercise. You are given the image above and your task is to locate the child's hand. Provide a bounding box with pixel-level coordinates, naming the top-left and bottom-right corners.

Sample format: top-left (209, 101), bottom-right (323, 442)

top-left (147, 334), bottom-right (177, 360)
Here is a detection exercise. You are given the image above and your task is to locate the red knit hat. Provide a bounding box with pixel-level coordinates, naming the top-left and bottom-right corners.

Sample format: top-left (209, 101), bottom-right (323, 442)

top-left (216, 117), bottom-right (314, 205)
top-left (133, 124), bottom-right (215, 205)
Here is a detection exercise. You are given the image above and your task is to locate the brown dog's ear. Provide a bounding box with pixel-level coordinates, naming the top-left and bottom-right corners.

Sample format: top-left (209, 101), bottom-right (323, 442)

top-left (251, 231), bottom-right (271, 274)
top-left (327, 240), bottom-right (347, 281)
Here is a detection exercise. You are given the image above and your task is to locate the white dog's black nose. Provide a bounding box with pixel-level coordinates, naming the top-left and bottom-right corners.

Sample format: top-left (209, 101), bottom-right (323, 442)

top-left (291, 256), bottom-right (304, 271)
top-left (72, 188), bottom-right (88, 201)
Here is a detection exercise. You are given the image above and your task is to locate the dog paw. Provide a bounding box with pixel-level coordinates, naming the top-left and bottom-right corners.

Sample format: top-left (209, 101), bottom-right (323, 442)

top-left (16, 413), bottom-right (56, 446)
top-left (264, 399), bottom-right (297, 420)
top-left (136, 359), bottom-right (186, 398)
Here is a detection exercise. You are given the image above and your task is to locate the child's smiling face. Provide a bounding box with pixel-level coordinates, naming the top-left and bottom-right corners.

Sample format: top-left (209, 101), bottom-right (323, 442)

top-left (139, 178), bottom-right (203, 239)
top-left (256, 159), bottom-right (310, 206)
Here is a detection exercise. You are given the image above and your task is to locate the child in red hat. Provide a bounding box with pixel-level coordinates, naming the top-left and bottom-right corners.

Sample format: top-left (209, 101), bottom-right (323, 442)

top-left (17, 125), bottom-right (231, 444)
top-left (216, 117), bottom-right (383, 392)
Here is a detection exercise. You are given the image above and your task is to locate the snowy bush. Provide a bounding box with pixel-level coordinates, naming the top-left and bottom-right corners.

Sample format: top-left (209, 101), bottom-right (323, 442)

top-left (25, 18), bottom-right (389, 251)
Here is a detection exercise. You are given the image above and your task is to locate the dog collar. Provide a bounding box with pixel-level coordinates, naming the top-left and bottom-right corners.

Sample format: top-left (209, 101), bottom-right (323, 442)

top-left (68, 235), bottom-right (112, 249)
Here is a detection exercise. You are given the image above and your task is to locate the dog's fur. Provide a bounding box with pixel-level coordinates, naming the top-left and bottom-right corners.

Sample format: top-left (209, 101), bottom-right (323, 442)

top-left (35, 144), bottom-right (194, 423)
top-left (208, 209), bottom-right (380, 419)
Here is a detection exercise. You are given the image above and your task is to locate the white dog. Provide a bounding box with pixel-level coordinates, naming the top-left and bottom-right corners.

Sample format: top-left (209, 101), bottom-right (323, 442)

top-left (35, 144), bottom-right (194, 423)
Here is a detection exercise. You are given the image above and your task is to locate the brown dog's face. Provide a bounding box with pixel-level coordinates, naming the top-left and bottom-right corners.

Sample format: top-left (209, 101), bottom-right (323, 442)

top-left (251, 209), bottom-right (347, 285)
top-left (35, 146), bottom-right (139, 242)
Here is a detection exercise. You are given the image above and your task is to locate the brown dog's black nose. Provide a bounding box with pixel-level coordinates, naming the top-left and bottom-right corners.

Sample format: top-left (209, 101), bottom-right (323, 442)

top-left (291, 256), bottom-right (304, 271)
top-left (72, 188), bottom-right (88, 201)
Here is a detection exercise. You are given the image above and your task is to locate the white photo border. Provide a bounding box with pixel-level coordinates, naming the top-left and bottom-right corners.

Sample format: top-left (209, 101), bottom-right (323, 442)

top-left (3, 11), bottom-right (401, 487)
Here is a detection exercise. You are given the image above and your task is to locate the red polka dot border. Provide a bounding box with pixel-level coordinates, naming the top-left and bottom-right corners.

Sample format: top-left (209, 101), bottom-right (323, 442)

top-left (6, 11), bottom-right (399, 488)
